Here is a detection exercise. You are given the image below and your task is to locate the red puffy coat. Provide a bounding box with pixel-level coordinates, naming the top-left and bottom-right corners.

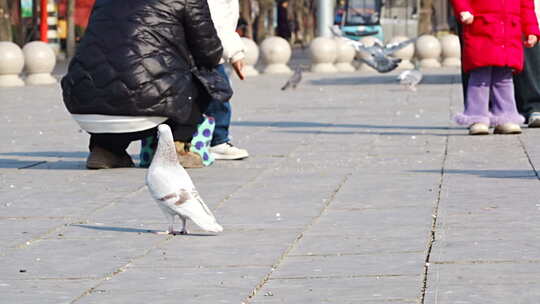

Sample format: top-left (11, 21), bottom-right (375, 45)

top-left (451, 0), bottom-right (540, 73)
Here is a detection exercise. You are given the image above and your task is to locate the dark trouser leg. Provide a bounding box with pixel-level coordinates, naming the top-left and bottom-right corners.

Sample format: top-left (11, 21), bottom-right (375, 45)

top-left (89, 127), bottom-right (157, 154)
top-left (167, 100), bottom-right (203, 142)
top-left (514, 44), bottom-right (540, 121)
top-left (457, 23), bottom-right (469, 103)
top-left (204, 64), bottom-right (232, 146)
top-left (87, 128), bottom-right (156, 169)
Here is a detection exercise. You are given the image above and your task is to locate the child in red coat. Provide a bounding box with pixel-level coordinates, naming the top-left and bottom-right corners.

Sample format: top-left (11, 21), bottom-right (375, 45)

top-left (451, 0), bottom-right (540, 135)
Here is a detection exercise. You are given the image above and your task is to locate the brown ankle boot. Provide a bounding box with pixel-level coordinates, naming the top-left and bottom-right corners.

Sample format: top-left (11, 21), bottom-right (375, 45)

top-left (86, 146), bottom-right (135, 169)
top-left (174, 141), bottom-right (204, 168)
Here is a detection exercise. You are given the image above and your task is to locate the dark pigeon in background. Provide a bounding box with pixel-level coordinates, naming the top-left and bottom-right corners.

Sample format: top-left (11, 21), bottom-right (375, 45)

top-left (330, 25), bottom-right (417, 73)
top-left (281, 66), bottom-right (303, 90)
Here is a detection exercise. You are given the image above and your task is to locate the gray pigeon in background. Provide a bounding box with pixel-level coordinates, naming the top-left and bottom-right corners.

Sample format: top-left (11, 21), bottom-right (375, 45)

top-left (330, 25), bottom-right (417, 73)
top-left (281, 66), bottom-right (303, 90)
top-left (397, 69), bottom-right (423, 91)
top-left (146, 124), bottom-right (223, 235)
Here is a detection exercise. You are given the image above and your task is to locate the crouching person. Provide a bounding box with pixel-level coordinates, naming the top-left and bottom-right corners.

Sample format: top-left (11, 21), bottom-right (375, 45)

top-left (61, 0), bottom-right (224, 169)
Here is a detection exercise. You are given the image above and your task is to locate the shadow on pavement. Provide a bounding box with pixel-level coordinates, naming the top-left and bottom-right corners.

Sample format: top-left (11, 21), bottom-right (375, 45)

top-left (0, 159), bottom-right (85, 170)
top-left (0, 151), bottom-right (142, 170)
top-left (276, 130), bottom-right (465, 137)
top-left (0, 151), bottom-right (87, 158)
top-left (412, 169), bottom-right (539, 179)
top-left (72, 224), bottom-right (216, 236)
top-left (232, 121), bottom-right (457, 130)
top-left (232, 121), bottom-right (465, 136)
top-left (310, 73), bottom-right (459, 86)
top-left (72, 224), bottom-right (159, 234)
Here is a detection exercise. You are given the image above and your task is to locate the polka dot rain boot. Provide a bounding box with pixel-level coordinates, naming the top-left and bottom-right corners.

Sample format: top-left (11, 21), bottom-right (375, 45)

top-left (190, 116), bottom-right (215, 166)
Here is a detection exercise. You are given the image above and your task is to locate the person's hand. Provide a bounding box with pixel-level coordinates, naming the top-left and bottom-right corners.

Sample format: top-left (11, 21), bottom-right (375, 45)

top-left (460, 11), bottom-right (474, 25)
top-left (525, 35), bottom-right (538, 48)
top-left (231, 59), bottom-right (245, 80)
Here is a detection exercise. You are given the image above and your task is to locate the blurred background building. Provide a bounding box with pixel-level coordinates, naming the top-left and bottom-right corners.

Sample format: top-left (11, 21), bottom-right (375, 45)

top-left (0, 0), bottom-right (455, 57)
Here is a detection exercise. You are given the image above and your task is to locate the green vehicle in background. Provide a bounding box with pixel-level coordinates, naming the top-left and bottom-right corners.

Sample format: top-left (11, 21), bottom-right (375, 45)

top-left (335, 0), bottom-right (384, 41)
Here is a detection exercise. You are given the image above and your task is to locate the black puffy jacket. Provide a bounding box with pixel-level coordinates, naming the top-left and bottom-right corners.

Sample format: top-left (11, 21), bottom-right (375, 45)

top-left (61, 0), bottom-right (223, 123)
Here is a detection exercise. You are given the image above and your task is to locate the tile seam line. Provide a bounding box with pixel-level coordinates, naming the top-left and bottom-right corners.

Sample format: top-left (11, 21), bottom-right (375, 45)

top-left (419, 77), bottom-right (456, 304)
top-left (240, 102), bottom-right (377, 303)
top-left (517, 135), bottom-right (540, 180)
top-left (241, 172), bottom-right (353, 304)
top-left (0, 185), bottom-right (147, 257)
top-left (72, 117), bottom-right (352, 303)
top-left (214, 119), bottom-right (346, 210)
top-left (69, 235), bottom-right (173, 304)
top-left (419, 135), bottom-right (448, 304)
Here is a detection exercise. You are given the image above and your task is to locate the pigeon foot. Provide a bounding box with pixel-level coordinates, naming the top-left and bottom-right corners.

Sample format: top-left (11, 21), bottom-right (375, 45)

top-left (155, 230), bottom-right (186, 235)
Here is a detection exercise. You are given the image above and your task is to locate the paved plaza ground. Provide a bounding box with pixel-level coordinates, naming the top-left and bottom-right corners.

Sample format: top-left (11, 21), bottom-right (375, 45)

top-left (1, 55), bottom-right (540, 303)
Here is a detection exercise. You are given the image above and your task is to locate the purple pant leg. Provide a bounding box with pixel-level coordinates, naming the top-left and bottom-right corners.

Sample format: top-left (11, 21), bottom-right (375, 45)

top-left (489, 67), bottom-right (525, 125)
top-left (455, 66), bottom-right (492, 126)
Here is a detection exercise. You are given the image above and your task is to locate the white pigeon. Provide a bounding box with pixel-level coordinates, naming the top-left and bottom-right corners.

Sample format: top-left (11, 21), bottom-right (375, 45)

top-left (145, 124), bottom-right (223, 235)
top-left (397, 69), bottom-right (423, 91)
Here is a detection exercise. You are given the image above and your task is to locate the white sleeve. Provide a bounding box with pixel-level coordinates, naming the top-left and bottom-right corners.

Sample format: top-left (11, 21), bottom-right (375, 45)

top-left (207, 0), bottom-right (246, 63)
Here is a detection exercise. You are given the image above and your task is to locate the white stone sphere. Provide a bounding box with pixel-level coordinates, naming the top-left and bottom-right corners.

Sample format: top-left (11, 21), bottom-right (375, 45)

top-left (0, 42), bottom-right (25, 75)
top-left (310, 37), bottom-right (337, 64)
top-left (260, 36), bottom-right (292, 74)
top-left (334, 38), bottom-right (356, 72)
top-left (357, 36), bottom-right (382, 72)
top-left (23, 41), bottom-right (56, 74)
top-left (242, 38), bottom-right (259, 65)
top-left (309, 37), bottom-right (338, 73)
top-left (415, 35), bottom-right (442, 68)
top-left (440, 34), bottom-right (461, 67)
top-left (0, 41), bottom-right (25, 87)
top-left (241, 37), bottom-right (260, 76)
top-left (389, 36), bottom-right (415, 60)
top-left (389, 36), bottom-right (415, 70)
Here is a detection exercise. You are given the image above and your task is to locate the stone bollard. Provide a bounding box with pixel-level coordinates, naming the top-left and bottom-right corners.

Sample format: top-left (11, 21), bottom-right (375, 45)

top-left (309, 37), bottom-right (338, 73)
top-left (260, 36), bottom-right (292, 74)
top-left (241, 37), bottom-right (259, 77)
top-left (440, 34), bottom-right (461, 68)
top-left (357, 36), bottom-right (382, 72)
top-left (334, 38), bottom-right (356, 72)
top-left (389, 36), bottom-right (415, 70)
top-left (415, 35), bottom-right (442, 68)
top-left (23, 41), bottom-right (57, 85)
top-left (0, 41), bottom-right (25, 87)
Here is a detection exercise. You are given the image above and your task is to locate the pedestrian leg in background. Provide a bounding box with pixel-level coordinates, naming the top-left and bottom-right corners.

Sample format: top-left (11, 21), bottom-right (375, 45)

top-left (514, 44), bottom-right (540, 127)
top-left (205, 64), bottom-right (249, 160)
top-left (491, 67), bottom-right (524, 134)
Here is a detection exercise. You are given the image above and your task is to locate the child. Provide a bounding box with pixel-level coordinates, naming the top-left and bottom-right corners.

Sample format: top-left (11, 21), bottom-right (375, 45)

top-left (451, 0), bottom-right (540, 135)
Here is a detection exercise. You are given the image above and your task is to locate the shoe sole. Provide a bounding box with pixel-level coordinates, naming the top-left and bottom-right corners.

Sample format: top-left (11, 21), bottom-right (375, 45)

top-left (86, 163), bottom-right (134, 169)
top-left (212, 153), bottom-right (249, 160)
top-left (493, 129), bottom-right (522, 134)
top-left (469, 130), bottom-right (489, 135)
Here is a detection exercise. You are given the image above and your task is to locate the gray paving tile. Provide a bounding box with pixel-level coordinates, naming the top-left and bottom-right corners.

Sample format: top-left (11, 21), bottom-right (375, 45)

top-left (1, 63), bottom-right (538, 304)
top-left (251, 276), bottom-right (421, 303)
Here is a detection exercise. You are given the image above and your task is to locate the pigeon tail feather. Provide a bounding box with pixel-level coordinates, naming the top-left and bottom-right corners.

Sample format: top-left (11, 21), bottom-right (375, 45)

top-left (281, 81), bottom-right (291, 90)
top-left (176, 199), bottom-right (223, 233)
